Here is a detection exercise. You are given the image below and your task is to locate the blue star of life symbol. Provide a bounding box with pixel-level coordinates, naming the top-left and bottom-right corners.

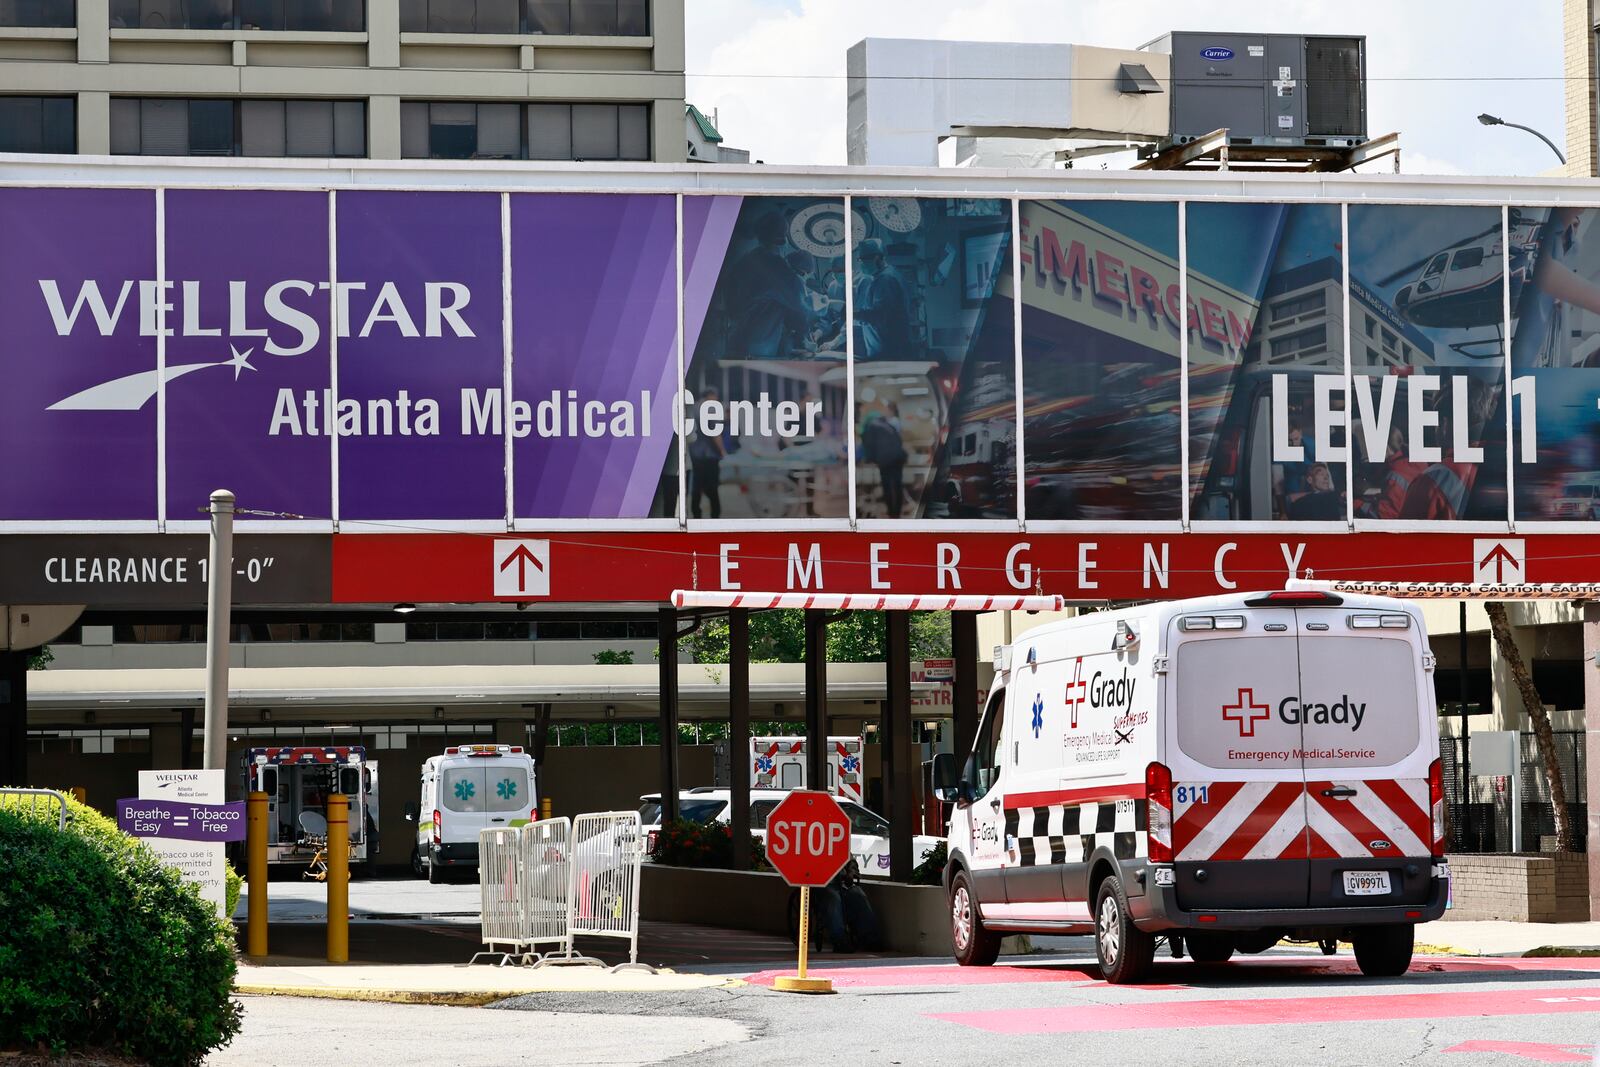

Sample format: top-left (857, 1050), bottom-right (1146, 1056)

top-left (841, 754), bottom-right (860, 774)
top-left (1031, 694), bottom-right (1045, 738)
top-left (755, 754), bottom-right (775, 774)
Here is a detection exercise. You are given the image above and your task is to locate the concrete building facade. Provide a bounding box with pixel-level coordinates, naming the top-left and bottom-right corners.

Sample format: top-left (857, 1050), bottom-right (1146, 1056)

top-left (0, 0), bottom-right (687, 161)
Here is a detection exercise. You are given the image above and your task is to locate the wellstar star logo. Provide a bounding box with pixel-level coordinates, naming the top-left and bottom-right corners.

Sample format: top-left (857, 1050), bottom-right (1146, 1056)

top-left (38, 276), bottom-right (474, 412)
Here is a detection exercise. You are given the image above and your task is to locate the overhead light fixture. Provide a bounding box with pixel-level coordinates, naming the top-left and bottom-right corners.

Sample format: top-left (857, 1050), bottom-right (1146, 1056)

top-left (605, 704), bottom-right (617, 719)
top-left (83, 710), bottom-right (95, 724)
top-left (261, 709), bottom-right (272, 722)
top-left (394, 603), bottom-right (417, 614)
top-left (433, 707), bottom-right (445, 719)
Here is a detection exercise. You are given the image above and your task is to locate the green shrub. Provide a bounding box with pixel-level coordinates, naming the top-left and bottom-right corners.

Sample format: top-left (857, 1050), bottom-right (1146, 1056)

top-left (0, 798), bottom-right (240, 1066)
top-left (649, 818), bottom-right (767, 870)
top-left (910, 840), bottom-right (948, 886)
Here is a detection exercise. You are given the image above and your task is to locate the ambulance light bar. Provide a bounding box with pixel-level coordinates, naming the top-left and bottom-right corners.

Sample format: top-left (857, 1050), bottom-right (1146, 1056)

top-left (1245, 591), bottom-right (1343, 607)
top-left (445, 744), bottom-right (523, 757)
top-left (1348, 614), bottom-right (1411, 630)
top-left (1179, 615), bottom-right (1245, 631)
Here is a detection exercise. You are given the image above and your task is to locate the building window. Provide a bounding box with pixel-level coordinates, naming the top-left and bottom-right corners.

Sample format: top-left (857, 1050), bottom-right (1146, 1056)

top-left (109, 0), bottom-right (365, 31)
top-left (402, 101), bottom-right (649, 160)
top-left (0, 96), bottom-right (75, 153)
top-left (1268, 325), bottom-right (1327, 359)
top-left (1269, 289), bottom-right (1326, 322)
top-left (112, 98), bottom-right (366, 157)
top-left (398, 0), bottom-right (647, 34)
top-left (0, 0), bottom-right (75, 27)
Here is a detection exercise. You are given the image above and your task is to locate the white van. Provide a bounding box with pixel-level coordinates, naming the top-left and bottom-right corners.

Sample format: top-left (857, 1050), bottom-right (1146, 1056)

top-left (409, 744), bottom-right (537, 883)
top-left (748, 735), bottom-right (866, 803)
top-left (933, 589), bottom-right (1448, 983)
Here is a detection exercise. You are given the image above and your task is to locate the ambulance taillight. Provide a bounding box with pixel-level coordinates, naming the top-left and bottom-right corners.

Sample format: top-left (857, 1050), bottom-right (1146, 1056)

top-left (1145, 761), bottom-right (1173, 864)
top-left (432, 808), bottom-right (442, 848)
top-left (1427, 758), bottom-right (1445, 857)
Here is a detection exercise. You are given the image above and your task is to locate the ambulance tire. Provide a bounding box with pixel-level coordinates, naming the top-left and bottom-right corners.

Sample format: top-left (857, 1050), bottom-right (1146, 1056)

top-left (411, 845), bottom-right (425, 878)
top-left (950, 870), bottom-right (1001, 967)
top-left (1095, 876), bottom-right (1156, 984)
top-left (427, 857), bottom-right (443, 884)
top-left (1352, 924), bottom-right (1414, 977)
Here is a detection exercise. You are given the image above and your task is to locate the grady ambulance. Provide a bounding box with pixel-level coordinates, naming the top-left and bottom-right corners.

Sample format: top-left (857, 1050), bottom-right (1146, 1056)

top-left (410, 744), bottom-right (536, 883)
top-left (934, 590), bottom-right (1448, 983)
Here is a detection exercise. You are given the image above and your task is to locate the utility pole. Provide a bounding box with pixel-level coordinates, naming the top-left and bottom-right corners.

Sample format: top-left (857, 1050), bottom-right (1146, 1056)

top-left (203, 489), bottom-right (234, 770)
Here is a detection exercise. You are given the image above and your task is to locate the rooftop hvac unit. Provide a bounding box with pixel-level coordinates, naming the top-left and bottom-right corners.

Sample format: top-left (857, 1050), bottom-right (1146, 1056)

top-left (1142, 31), bottom-right (1366, 147)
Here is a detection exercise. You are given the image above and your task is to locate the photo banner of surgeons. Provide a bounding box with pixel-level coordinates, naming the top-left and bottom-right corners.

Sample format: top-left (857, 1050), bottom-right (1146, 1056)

top-left (6, 182), bottom-right (1600, 528)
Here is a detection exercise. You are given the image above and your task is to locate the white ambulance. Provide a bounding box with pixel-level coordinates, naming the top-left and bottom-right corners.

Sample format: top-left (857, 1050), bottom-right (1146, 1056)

top-left (408, 744), bottom-right (537, 884)
top-left (748, 735), bottom-right (866, 803)
top-left (933, 589), bottom-right (1448, 983)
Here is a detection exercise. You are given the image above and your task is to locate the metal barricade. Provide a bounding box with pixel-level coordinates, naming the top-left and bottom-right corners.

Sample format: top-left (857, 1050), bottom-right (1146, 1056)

top-left (0, 788), bottom-right (69, 830)
top-left (521, 817), bottom-right (575, 958)
top-left (565, 811), bottom-right (649, 971)
top-left (472, 827), bottom-right (529, 965)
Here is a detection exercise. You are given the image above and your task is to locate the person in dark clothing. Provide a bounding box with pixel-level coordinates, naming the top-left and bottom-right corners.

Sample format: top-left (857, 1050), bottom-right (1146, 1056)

top-left (727, 213), bottom-right (810, 358)
top-left (861, 403), bottom-right (909, 518)
top-left (854, 238), bottom-right (911, 359)
top-left (807, 860), bottom-right (880, 952)
top-left (688, 388), bottom-right (725, 519)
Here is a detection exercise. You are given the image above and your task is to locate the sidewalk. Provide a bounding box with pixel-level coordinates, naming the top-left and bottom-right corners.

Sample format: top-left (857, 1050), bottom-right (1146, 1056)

top-left (235, 958), bottom-right (736, 1005)
top-left (1417, 920), bottom-right (1600, 957)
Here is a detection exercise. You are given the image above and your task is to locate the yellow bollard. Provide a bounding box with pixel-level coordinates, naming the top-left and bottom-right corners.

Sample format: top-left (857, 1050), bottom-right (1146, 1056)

top-left (540, 796), bottom-right (552, 820)
top-left (246, 791), bottom-right (269, 958)
top-left (326, 793), bottom-right (349, 964)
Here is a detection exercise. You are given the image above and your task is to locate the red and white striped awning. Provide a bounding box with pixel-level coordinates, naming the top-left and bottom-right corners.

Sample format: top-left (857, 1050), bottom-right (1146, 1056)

top-left (1287, 579), bottom-right (1600, 600)
top-left (670, 591), bottom-right (1064, 611)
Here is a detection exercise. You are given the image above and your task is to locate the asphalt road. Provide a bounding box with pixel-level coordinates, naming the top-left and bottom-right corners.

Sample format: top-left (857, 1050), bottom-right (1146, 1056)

top-left (497, 948), bottom-right (1600, 1066)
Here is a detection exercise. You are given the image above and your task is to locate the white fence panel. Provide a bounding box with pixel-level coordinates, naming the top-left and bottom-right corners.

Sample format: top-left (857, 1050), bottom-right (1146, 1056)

top-left (566, 811), bottom-right (647, 968)
top-left (522, 816), bottom-right (574, 953)
top-left (475, 826), bottom-right (529, 964)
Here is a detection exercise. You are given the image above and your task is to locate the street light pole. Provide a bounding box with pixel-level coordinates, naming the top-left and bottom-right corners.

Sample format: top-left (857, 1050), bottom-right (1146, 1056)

top-left (202, 489), bottom-right (235, 771)
top-left (1478, 113), bottom-right (1566, 165)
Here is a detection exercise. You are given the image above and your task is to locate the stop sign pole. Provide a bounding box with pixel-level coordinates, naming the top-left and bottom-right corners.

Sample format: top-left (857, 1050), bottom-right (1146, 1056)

top-left (765, 789), bottom-right (852, 994)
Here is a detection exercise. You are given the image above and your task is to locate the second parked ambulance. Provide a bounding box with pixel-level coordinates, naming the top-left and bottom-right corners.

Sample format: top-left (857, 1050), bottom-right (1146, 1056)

top-left (934, 589), bottom-right (1448, 983)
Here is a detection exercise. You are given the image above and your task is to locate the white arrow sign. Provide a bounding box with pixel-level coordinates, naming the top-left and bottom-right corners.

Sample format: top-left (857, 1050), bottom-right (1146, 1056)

top-left (1472, 538), bottom-right (1525, 585)
top-left (493, 539), bottom-right (550, 597)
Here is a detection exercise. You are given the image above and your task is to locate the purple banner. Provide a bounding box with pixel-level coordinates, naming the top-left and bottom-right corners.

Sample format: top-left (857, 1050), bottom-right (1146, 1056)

top-left (164, 190), bottom-right (332, 520)
top-left (0, 189), bottom-right (157, 520)
top-left (511, 194), bottom-right (679, 518)
top-left (117, 797), bottom-right (247, 842)
top-left (338, 191), bottom-right (506, 521)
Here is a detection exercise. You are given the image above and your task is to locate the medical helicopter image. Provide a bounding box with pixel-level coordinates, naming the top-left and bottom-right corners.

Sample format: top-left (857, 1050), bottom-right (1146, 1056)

top-left (1376, 209), bottom-right (1542, 358)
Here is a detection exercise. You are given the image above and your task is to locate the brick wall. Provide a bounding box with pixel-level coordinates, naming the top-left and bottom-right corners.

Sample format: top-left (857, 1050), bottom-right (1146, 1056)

top-left (1445, 853), bottom-right (1590, 922)
top-left (1564, 0), bottom-right (1597, 177)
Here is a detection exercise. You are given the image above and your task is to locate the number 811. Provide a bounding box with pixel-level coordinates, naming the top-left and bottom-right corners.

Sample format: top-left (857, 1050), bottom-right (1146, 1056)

top-left (1174, 784), bottom-right (1210, 805)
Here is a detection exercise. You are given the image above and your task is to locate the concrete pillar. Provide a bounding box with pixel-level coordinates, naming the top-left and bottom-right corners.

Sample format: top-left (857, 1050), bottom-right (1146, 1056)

top-left (657, 607), bottom-right (680, 823)
top-left (1, 651), bottom-right (27, 786)
top-left (150, 724), bottom-right (185, 769)
top-left (368, 96), bottom-right (402, 160)
top-left (78, 92), bottom-right (111, 155)
top-left (78, 0), bottom-right (109, 63)
top-left (1583, 603), bottom-right (1600, 915)
top-left (1564, 0), bottom-right (1598, 177)
top-left (804, 610), bottom-right (827, 788)
top-left (652, 98), bottom-right (685, 163)
top-left (884, 611), bottom-right (913, 881)
top-left (728, 610), bottom-right (751, 869)
top-left (951, 611), bottom-right (979, 760)
top-left (368, 0), bottom-right (400, 68)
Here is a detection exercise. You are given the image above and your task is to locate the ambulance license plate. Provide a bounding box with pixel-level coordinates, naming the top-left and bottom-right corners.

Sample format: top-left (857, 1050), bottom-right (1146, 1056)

top-left (1343, 871), bottom-right (1391, 896)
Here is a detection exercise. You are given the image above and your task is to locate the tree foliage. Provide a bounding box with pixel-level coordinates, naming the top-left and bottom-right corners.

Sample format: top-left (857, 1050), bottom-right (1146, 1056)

top-left (684, 610), bottom-right (953, 665)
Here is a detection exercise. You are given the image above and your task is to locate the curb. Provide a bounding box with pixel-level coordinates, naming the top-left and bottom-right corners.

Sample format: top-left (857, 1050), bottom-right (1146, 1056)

top-left (236, 985), bottom-right (512, 1006)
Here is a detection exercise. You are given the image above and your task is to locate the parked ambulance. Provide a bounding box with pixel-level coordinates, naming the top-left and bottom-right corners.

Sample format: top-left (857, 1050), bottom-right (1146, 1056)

top-left (745, 735), bottom-right (866, 803)
top-left (408, 744), bottom-right (537, 884)
top-left (933, 589), bottom-right (1448, 983)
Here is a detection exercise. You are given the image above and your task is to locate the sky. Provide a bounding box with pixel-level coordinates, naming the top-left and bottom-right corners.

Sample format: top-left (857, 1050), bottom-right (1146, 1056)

top-left (685, 0), bottom-right (1566, 176)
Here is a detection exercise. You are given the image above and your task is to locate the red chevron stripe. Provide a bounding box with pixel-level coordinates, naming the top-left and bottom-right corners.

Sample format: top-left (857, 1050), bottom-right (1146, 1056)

top-left (1365, 778), bottom-right (1432, 846)
top-left (1211, 782), bottom-right (1305, 861)
top-left (1170, 780), bottom-right (1247, 855)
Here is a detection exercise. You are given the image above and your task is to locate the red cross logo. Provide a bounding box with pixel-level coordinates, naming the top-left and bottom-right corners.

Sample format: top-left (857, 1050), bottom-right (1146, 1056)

top-left (1064, 657), bottom-right (1088, 729)
top-left (1222, 688), bottom-right (1272, 737)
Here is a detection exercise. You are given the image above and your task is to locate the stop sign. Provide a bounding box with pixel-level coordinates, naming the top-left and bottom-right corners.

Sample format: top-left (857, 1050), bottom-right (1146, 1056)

top-left (765, 790), bottom-right (852, 887)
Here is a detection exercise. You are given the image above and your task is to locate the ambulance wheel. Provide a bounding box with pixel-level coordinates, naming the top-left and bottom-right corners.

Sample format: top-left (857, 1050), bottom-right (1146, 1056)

top-left (1095, 876), bottom-right (1155, 984)
top-left (1186, 933), bottom-right (1234, 964)
top-left (411, 845), bottom-right (425, 879)
top-left (950, 871), bottom-right (1000, 967)
top-left (427, 858), bottom-right (443, 885)
top-left (1352, 924), bottom-right (1413, 977)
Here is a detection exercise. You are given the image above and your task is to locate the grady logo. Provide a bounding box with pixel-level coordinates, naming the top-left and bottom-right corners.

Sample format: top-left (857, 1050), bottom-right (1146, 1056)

top-left (39, 277), bottom-right (475, 412)
top-left (1222, 688), bottom-right (1369, 736)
